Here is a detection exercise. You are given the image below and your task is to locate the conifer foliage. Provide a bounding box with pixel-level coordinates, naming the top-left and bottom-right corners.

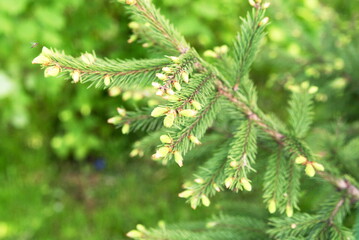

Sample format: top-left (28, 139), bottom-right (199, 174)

top-left (33, 0), bottom-right (359, 239)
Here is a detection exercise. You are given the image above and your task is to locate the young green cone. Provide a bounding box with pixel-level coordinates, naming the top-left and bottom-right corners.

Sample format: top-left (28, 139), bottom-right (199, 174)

top-left (305, 164), bottom-right (316, 177)
top-left (160, 135), bottom-right (172, 144)
top-left (71, 70), bottom-right (81, 83)
top-left (174, 151), bottom-right (183, 167)
top-left (164, 111), bottom-right (176, 128)
top-left (122, 123), bottom-right (130, 134)
top-left (179, 109), bottom-right (197, 117)
top-left (44, 66), bottom-right (61, 77)
top-left (268, 199), bottom-right (277, 214)
top-left (241, 178), bottom-right (252, 191)
top-left (286, 204), bottom-right (293, 217)
top-left (151, 107), bottom-right (168, 117)
top-left (201, 195), bottom-right (210, 207)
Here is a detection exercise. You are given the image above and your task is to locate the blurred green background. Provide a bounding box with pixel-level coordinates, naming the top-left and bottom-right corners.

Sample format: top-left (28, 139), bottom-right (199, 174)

top-left (0, 0), bottom-right (358, 239)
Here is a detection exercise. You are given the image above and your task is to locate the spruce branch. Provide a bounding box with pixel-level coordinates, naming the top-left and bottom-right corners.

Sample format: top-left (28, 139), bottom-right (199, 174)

top-left (153, 94), bottom-right (221, 166)
top-left (127, 215), bottom-right (268, 240)
top-left (288, 91), bottom-right (314, 138)
top-left (284, 155), bottom-right (301, 217)
top-left (267, 214), bottom-right (321, 239)
top-left (216, 80), bottom-right (284, 142)
top-left (108, 108), bottom-right (164, 133)
top-left (224, 119), bottom-right (257, 192)
top-left (127, 0), bottom-right (190, 55)
top-left (216, 78), bottom-right (359, 204)
top-left (32, 47), bottom-right (171, 89)
top-left (151, 51), bottom-right (197, 98)
top-left (234, 7), bottom-right (268, 86)
top-left (129, 132), bottom-right (163, 158)
top-left (167, 73), bottom-right (215, 111)
top-left (268, 194), bottom-right (353, 239)
top-left (263, 147), bottom-right (288, 214)
top-left (32, 1), bottom-right (359, 235)
top-left (169, 94), bottom-right (220, 149)
top-left (179, 144), bottom-right (229, 209)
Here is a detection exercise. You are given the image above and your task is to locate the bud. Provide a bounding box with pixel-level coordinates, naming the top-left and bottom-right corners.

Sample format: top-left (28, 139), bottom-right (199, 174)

top-left (178, 190), bottom-right (193, 198)
top-left (259, 17), bottom-right (269, 26)
top-left (122, 91), bottom-right (132, 101)
top-left (127, 34), bottom-right (138, 44)
top-left (71, 70), bottom-right (81, 83)
top-left (295, 155), bottom-right (307, 164)
top-left (173, 81), bottom-right (181, 91)
top-left (166, 88), bottom-right (175, 95)
top-left (249, 0), bottom-right (256, 7)
top-left (225, 177), bottom-right (234, 189)
top-left (262, 2), bottom-right (270, 8)
top-left (130, 149), bottom-right (139, 157)
top-left (117, 107), bottom-right (126, 116)
top-left (230, 160), bottom-right (239, 168)
top-left (189, 135), bottom-right (201, 145)
top-left (128, 21), bottom-right (140, 29)
top-left (41, 46), bottom-right (52, 55)
top-left (194, 178), bottom-right (204, 184)
top-left (163, 111), bottom-right (175, 128)
top-left (163, 95), bottom-right (179, 102)
top-left (179, 109), bottom-right (197, 117)
top-left (152, 153), bottom-right (162, 160)
top-left (122, 123), bottom-right (130, 134)
top-left (201, 195), bottom-right (211, 207)
top-left (158, 220), bottom-right (166, 229)
top-left (107, 116), bottom-right (122, 125)
top-left (152, 82), bottom-right (162, 89)
top-left (219, 45), bottom-right (229, 55)
top-left (32, 55), bottom-right (51, 65)
top-left (181, 71), bottom-right (189, 83)
top-left (213, 183), bottom-right (221, 192)
top-left (126, 0), bottom-right (137, 5)
top-left (136, 224), bottom-right (146, 232)
top-left (241, 178), bottom-right (252, 191)
top-left (308, 86), bottom-right (319, 94)
top-left (151, 107), bottom-right (168, 117)
top-left (191, 100), bottom-right (202, 110)
top-left (203, 50), bottom-right (218, 58)
top-left (162, 67), bottom-right (172, 73)
top-left (108, 87), bottom-right (122, 97)
top-left (168, 56), bottom-right (180, 64)
top-left (156, 89), bottom-right (164, 96)
top-left (80, 53), bottom-right (95, 65)
top-left (268, 199), bottom-right (277, 214)
top-left (104, 75), bottom-right (111, 86)
top-left (44, 66), bottom-right (60, 77)
top-left (159, 146), bottom-right (172, 157)
top-left (206, 221), bottom-right (217, 228)
top-left (174, 151), bottom-right (183, 167)
top-left (286, 204), bottom-right (293, 217)
top-left (134, 93), bottom-right (144, 101)
top-left (190, 197), bottom-right (199, 209)
top-left (305, 164), bottom-right (316, 177)
top-left (301, 81), bottom-right (310, 89)
top-left (160, 135), bottom-right (172, 144)
top-left (142, 43), bottom-right (152, 48)
top-left (312, 162), bottom-right (325, 172)
top-left (156, 73), bottom-right (168, 81)
top-left (126, 230), bottom-right (143, 238)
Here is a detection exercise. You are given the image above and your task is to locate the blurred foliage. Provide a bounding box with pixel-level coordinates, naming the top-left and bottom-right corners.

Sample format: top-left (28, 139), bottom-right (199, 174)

top-left (0, 0), bottom-right (358, 239)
